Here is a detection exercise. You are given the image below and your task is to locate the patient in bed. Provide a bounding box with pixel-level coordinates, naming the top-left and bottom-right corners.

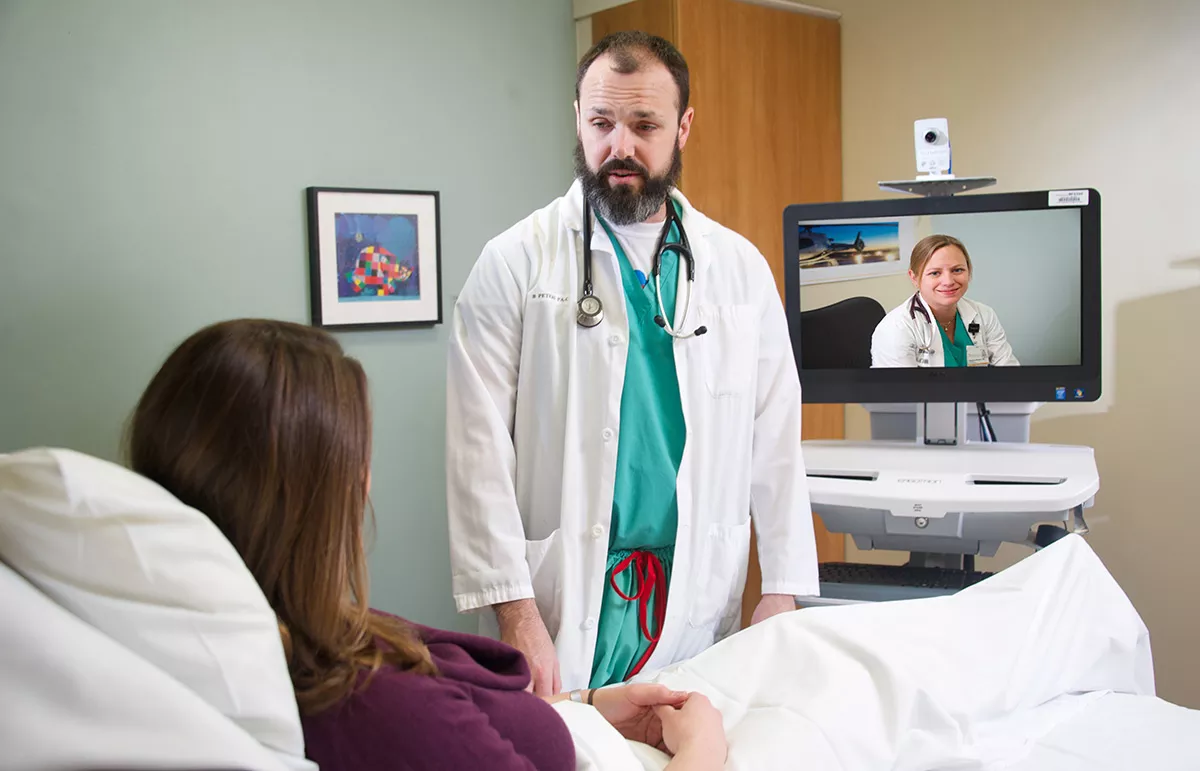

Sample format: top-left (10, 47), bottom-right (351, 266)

top-left (110, 318), bottom-right (1179, 771)
top-left (123, 319), bottom-right (727, 771)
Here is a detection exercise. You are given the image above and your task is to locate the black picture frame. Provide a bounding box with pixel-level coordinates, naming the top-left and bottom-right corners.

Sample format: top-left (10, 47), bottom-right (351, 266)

top-left (306, 186), bottom-right (443, 330)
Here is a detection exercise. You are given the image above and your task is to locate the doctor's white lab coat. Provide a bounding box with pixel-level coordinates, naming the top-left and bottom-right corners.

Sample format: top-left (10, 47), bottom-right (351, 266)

top-left (446, 180), bottom-right (820, 691)
top-left (871, 295), bottom-right (1020, 368)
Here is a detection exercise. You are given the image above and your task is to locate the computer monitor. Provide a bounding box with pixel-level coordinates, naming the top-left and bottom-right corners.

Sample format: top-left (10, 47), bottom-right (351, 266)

top-left (783, 189), bottom-right (1101, 404)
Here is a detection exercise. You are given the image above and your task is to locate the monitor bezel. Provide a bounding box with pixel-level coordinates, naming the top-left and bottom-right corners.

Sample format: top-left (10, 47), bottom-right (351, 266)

top-left (783, 188), bottom-right (1101, 404)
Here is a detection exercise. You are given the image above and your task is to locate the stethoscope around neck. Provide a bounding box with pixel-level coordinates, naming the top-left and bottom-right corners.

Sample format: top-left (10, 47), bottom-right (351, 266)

top-left (576, 195), bottom-right (707, 339)
top-left (908, 291), bottom-right (979, 366)
top-left (908, 292), bottom-right (937, 366)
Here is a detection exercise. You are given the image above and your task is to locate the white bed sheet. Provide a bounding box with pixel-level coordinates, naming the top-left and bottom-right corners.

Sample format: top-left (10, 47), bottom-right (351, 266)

top-left (1002, 692), bottom-right (1200, 771)
top-left (561, 535), bottom-right (1200, 771)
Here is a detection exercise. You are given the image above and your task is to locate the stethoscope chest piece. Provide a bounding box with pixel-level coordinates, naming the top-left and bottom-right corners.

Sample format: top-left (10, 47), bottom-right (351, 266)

top-left (577, 295), bottom-right (604, 328)
top-left (576, 193), bottom-right (704, 338)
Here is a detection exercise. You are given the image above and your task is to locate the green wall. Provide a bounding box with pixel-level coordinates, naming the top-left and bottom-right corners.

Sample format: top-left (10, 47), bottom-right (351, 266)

top-left (0, 0), bottom-right (577, 632)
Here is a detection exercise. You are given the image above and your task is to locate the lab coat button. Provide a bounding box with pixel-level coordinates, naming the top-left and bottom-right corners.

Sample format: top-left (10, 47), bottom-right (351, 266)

top-left (591, 524), bottom-right (605, 539)
top-left (601, 428), bottom-right (614, 441)
top-left (583, 617), bottom-right (596, 630)
top-left (609, 334), bottom-right (623, 346)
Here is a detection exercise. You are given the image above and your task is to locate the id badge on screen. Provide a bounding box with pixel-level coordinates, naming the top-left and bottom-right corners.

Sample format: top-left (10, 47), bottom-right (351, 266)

top-left (966, 345), bottom-right (989, 367)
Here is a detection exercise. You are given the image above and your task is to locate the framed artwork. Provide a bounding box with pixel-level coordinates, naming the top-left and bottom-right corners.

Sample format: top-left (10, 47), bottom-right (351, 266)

top-left (795, 219), bottom-right (913, 285)
top-left (306, 186), bottom-right (443, 329)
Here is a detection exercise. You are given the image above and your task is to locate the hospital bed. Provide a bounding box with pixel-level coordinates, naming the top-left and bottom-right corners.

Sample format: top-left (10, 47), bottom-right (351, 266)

top-left (574, 697), bottom-right (1200, 771)
top-left (3, 447), bottom-right (1199, 771)
top-left (567, 531), bottom-right (1200, 771)
top-left (1005, 695), bottom-right (1200, 771)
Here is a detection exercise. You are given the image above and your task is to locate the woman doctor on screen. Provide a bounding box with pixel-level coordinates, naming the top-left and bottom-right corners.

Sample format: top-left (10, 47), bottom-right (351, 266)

top-left (871, 234), bottom-right (1019, 368)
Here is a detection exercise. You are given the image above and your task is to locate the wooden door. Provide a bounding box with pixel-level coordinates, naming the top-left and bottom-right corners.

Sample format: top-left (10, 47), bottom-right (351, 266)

top-left (590, 0), bottom-right (844, 627)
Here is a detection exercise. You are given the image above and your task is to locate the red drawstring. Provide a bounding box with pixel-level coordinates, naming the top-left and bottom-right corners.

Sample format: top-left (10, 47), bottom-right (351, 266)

top-left (609, 550), bottom-right (668, 680)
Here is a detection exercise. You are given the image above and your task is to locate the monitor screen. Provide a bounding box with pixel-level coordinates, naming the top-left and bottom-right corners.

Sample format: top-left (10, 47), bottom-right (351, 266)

top-left (783, 189), bottom-right (1100, 404)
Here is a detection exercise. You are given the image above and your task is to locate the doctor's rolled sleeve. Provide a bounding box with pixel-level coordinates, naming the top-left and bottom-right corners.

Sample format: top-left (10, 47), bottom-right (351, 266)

top-left (748, 257), bottom-right (821, 598)
top-left (446, 243), bottom-right (534, 613)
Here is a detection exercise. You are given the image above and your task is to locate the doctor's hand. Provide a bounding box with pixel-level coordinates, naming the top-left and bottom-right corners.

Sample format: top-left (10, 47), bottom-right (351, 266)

top-left (494, 598), bottom-right (561, 696)
top-left (750, 593), bottom-right (797, 626)
top-left (590, 683), bottom-right (690, 751)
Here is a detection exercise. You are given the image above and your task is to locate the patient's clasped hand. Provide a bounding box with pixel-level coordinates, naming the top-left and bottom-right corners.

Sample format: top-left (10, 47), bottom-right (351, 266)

top-left (0, 318), bottom-right (1182, 771)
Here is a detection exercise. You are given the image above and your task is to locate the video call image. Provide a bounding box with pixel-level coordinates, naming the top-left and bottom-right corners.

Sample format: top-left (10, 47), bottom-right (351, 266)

top-left (796, 208), bottom-right (1082, 370)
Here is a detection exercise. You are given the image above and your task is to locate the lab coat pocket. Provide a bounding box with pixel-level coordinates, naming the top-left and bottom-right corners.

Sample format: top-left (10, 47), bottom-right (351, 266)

top-left (526, 529), bottom-right (563, 639)
top-left (687, 519), bottom-right (752, 630)
top-left (694, 304), bottom-right (759, 398)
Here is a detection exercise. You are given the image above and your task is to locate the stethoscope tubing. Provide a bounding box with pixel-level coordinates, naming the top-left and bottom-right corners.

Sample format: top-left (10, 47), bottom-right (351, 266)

top-left (579, 194), bottom-right (706, 338)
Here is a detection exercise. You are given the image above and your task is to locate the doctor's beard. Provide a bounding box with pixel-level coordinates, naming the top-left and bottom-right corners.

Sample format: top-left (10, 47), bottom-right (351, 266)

top-left (574, 140), bottom-right (683, 226)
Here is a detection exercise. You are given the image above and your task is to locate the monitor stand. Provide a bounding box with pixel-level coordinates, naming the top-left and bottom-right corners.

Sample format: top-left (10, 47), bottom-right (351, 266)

top-left (802, 402), bottom-right (1097, 574)
top-left (917, 401), bottom-right (969, 446)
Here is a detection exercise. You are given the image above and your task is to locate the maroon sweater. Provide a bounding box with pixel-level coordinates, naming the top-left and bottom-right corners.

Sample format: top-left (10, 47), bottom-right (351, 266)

top-left (300, 623), bottom-right (575, 771)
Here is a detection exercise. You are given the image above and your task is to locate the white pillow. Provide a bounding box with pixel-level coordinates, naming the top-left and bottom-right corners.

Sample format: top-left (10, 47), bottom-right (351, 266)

top-left (0, 560), bottom-right (295, 770)
top-left (0, 447), bottom-right (313, 770)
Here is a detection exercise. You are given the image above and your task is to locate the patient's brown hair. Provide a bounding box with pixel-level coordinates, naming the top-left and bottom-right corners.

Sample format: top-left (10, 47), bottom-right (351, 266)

top-left (126, 319), bottom-right (436, 715)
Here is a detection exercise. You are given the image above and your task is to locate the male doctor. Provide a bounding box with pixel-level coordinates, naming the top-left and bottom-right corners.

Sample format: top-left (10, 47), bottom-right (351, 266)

top-left (446, 31), bottom-right (819, 696)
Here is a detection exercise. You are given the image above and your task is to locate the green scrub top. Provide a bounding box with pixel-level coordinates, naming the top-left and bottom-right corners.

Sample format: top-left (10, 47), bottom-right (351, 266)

top-left (938, 312), bottom-right (971, 368)
top-left (589, 206), bottom-right (686, 688)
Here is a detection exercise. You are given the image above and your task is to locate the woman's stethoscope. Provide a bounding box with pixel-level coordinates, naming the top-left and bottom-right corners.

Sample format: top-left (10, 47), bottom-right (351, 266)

top-left (576, 195), bottom-right (707, 339)
top-left (908, 291), bottom-right (981, 367)
top-left (907, 293), bottom-right (938, 367)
